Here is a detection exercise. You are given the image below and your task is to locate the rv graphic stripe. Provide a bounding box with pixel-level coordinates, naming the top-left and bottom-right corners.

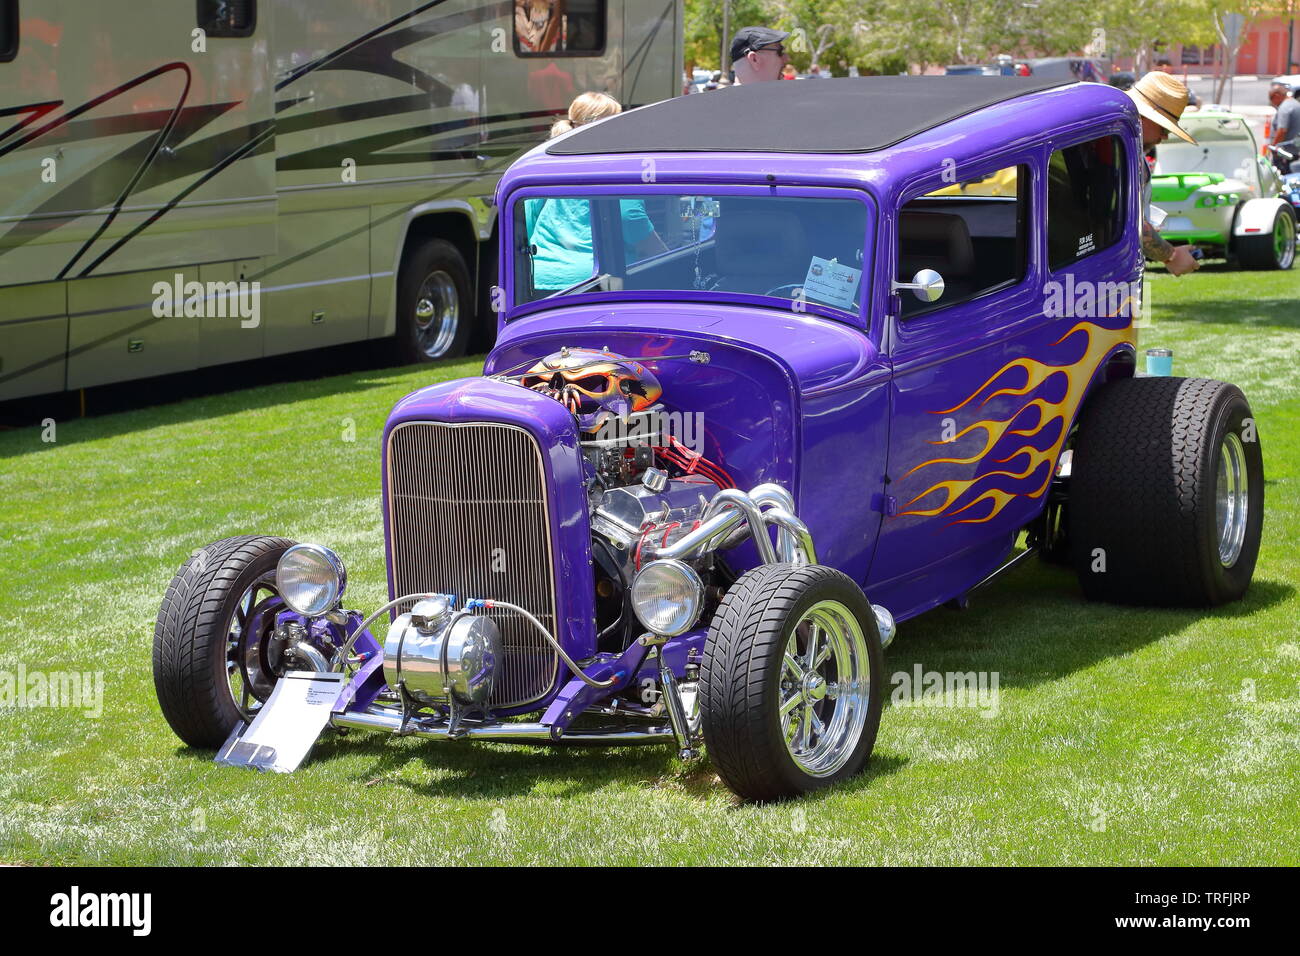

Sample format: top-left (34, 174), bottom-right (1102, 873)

top-left (56, 63), bottom-right (192, 280)
top-left (275, 0), bottom-right (458, 92)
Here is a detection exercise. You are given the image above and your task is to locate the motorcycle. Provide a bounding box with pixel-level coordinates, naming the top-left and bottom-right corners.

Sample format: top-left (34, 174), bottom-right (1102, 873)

top-left (1268, 144), bottom-right (1300, 217)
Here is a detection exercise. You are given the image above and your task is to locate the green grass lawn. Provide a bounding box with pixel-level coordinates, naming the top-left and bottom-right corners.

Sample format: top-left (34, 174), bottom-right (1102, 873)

top-left (1, 265), bottom-right (1297, 865)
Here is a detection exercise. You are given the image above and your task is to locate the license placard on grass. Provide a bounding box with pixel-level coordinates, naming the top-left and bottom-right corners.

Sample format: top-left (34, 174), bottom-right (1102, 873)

top-left (215, 671), bottom-right (345, 773)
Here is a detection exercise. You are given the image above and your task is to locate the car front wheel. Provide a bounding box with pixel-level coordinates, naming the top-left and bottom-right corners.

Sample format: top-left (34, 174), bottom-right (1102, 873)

top-left (153, 535), bottom-right (300, 748)
top-left (700, 564), bottom-right (883, 802)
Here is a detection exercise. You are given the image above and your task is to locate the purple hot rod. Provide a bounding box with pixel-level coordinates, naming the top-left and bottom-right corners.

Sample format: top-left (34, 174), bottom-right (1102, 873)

top-left (154, 78), bottom-right (1265, 801)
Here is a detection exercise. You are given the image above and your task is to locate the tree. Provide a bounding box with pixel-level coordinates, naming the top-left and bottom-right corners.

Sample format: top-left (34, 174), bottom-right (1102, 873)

top-left (684, 0), bottom-right (775, 73)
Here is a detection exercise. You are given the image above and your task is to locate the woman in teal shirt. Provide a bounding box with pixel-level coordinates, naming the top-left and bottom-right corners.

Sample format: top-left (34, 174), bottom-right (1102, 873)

top-left (526, 197), bottom-right (665, 290)
top-left (527, 92), bottom-right (668, 291)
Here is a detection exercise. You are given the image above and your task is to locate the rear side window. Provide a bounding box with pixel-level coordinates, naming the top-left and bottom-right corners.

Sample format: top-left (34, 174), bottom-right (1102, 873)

top-left (514, 0), bottom-right (606, 56)
top-left (197, 0), bottom-right (257, 38)
top-left (0, 1), bottom-right (18, 63)
top-left (1047, 135), bottom-right (1125, 270)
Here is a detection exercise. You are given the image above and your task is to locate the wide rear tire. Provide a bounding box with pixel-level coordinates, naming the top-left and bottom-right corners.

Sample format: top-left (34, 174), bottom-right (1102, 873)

top-left (1069, 377), bottom-right (1263, 606)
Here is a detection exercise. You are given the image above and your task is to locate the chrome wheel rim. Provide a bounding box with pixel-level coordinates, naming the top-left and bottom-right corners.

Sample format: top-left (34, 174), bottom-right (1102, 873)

top-left (1215, 432), bottom-right (1249, 568)
top-left (779, 600), bottom-right (871, 778)
top-left (1274, 214), bottom-right (1296, 268)
top-left (413, 270), bottom-right (460, 359)
top-left (225, 573), bottom-right (283, 720)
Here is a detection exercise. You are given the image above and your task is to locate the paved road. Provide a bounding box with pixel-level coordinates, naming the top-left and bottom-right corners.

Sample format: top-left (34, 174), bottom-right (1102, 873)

top-left (1169, 75), bottom-right (1289, 151)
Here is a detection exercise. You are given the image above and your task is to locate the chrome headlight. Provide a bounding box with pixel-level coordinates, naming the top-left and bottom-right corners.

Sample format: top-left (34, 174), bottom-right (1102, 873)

top-left (631, 559), bottom-right (704, 637)
top-left (276, 544), bottom-right (347, 617)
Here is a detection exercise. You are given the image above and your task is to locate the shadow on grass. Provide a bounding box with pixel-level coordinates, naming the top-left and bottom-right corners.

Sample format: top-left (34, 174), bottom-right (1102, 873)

top-left (293, 701), bottom-right (915, 802)
top-left (315, 731), bottom-right (685, 800)
top-left (0, 341), bottom-right (488, 442)
top-left (887, 563), bottom-right (1295, 691)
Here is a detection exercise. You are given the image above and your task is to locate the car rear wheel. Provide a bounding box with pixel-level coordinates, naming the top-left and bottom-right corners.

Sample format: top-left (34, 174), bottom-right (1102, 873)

top-left (1068, 377), bottom-right (1264, 606)
top-left (699, 564), bottom-right (883, 802)
top-left (1236, 207), bottom-right (1296, 270)
top-left (395, 238), bottom-right (473, 363)
top-left (153, 535), bottom-right (299, 748)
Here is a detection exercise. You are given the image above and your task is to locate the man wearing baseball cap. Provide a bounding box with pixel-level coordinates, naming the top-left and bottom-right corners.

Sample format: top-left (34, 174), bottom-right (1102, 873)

top-left (1129, 72), bottom-right (1201, 275)
top-left (730, 26), bottom-right (790, 85)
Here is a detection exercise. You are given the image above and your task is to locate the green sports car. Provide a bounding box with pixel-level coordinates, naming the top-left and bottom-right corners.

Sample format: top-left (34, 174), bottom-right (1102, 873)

top-left (1151, 110), bottom-right (1297, 269)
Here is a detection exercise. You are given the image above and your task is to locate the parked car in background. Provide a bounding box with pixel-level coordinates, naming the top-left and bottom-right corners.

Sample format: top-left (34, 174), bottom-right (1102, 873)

top-left (154, 78), bottom-right (1266, 802)
top-left (688, 67), bottom-right (715, 93)
top-left (1027, 56), bottom-right (1111, 82)
top-left (1152, 111), bottom-right (1297, 269)
top-left (945, 63), bottom-right (1004, 76)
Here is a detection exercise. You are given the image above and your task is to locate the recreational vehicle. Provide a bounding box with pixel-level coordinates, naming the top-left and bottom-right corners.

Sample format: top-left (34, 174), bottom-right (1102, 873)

top-left (0, 0), bottom-right (682, 400)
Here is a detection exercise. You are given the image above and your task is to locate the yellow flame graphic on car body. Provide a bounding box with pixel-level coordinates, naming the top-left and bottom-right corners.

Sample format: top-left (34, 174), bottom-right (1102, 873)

top-left (899, 318), bottom-right (1134, 525)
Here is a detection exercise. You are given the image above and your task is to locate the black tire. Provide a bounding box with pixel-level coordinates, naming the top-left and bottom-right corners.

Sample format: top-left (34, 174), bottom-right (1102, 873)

top-left (699, 564), bottom-right (884, 802)
top-left (394, 238), bottom-right (473, 364)
top-left (1235, 206), bottom-right (1296, 270)
top-left (1069, 377), bottom-right (1264, 606)
top-left (153, 535), bottom-right (297, 748)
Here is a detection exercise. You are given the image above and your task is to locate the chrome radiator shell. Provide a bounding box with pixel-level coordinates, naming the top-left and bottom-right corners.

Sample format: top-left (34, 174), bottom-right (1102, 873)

top-left (385, 421), bottom-right (560, 709)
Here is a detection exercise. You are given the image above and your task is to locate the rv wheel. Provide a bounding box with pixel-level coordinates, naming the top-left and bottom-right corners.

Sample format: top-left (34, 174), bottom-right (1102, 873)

top-left (396, 238), bottom-right (473, 363)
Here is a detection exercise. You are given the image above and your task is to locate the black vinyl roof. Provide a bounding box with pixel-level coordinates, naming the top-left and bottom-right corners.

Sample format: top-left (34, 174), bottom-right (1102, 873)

top-left (548, 76), bottom-right (1072, 156)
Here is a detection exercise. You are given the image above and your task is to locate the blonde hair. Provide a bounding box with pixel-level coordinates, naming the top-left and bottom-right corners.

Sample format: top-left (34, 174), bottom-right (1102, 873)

top-left (550, 91), bottom-right (622, 138)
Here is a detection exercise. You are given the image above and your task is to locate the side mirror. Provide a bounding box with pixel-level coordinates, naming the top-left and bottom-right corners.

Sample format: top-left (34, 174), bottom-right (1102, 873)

top-left (892, 268), bottom-right (945, 303)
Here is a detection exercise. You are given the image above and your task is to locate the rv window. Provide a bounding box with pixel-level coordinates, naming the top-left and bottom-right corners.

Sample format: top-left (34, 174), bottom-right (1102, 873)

top-left (0, 1), bottom-right (17, 63)
top-left (514, 0), bottom-right (607, 56)
top-left (197, 0), bottom-right (256, 39)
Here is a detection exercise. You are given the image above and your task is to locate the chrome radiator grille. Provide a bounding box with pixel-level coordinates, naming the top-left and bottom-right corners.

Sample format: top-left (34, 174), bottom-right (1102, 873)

top-left (386, 421), bottom-right (559, 709)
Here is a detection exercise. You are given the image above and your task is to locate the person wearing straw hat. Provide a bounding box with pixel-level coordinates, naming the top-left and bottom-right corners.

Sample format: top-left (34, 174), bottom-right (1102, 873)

top-left (1129, 72), bottom-right (1201, 275)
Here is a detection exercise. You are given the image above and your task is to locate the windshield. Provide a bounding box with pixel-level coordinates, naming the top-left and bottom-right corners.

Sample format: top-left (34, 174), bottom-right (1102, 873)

top-left (512, 193), bottom-right (869, 315)
top-left (1155, 118), bottom-right (1256, 181)
top-left (1156, 142), bottom-right (1257, 181)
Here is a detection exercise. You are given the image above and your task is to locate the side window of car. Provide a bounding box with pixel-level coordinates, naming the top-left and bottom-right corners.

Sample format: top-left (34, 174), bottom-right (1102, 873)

top-left (514, 0), bottom-right (607, 56)
top-left (896, 164), bottom-right (1028, 318)
top-left (0, 1), bottom-right (17, 63)
top-left (197, 0), bottom-right (257, 38)
top-left (1047, 135), bottom-right (1125, 270)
